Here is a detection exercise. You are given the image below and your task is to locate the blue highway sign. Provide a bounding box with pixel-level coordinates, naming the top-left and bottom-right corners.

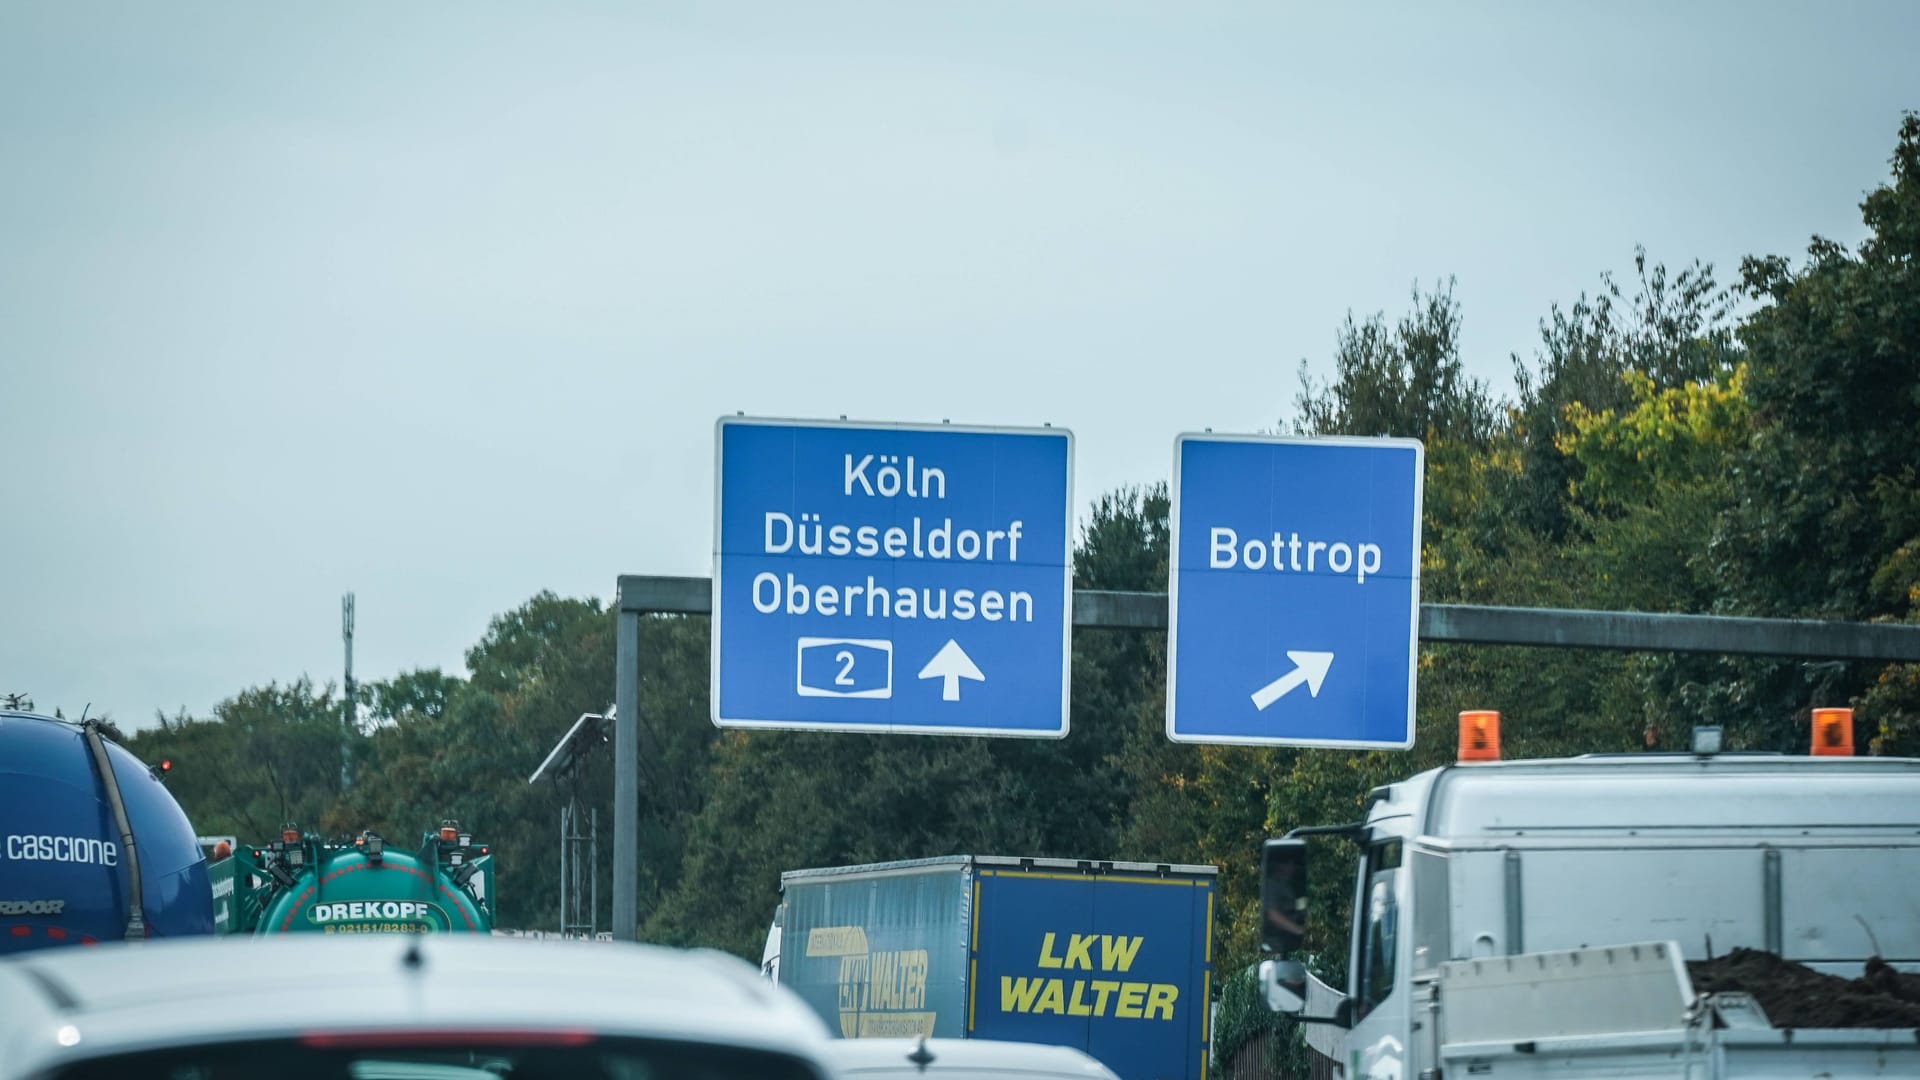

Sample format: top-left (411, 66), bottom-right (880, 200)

top-left (1167, 434), bottom-right (1424, 748)
top-left (714, 417), bottom-right (1073, 737)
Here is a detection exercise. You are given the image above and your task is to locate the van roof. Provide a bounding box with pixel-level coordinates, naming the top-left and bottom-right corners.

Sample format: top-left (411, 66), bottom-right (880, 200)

top-left (1387, 754), bottom-right (1920, 839)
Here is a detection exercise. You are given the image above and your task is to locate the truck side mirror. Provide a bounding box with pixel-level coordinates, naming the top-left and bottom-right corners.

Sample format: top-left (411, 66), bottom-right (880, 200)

top-left (1259, 959), bottom-right (1307, 1014)
top-left (1259, 838), bottom-right (1308, 957)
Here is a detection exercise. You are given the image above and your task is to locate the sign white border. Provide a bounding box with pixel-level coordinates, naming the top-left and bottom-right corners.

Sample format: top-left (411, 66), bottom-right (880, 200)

top-left (1165, 431), bottom-right (1425, 749)
top-left (712, 415), bottom-right (1075, 739)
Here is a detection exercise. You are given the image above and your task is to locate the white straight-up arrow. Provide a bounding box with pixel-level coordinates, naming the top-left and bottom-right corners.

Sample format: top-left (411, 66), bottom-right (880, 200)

top-left (1250, 651), bottom-right (1335, 711)
top-left (918, 639), bottom-right (985, 702)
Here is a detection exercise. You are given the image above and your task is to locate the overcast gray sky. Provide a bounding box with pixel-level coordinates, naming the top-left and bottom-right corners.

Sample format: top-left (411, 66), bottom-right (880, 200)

top-left (3, 2), bottom-right (1915, 726)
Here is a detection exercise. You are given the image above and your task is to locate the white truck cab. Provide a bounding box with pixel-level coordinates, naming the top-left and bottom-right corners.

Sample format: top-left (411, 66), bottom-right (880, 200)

top-left (1259, 708), bottom-right (1920, 1079)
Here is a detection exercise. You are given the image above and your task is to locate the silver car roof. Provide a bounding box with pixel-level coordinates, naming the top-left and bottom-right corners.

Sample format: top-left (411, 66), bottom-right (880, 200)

top-left (822, 1037), bottom-right (1120, 1078)
top-left (0, 934), bottom-right (834, 1076)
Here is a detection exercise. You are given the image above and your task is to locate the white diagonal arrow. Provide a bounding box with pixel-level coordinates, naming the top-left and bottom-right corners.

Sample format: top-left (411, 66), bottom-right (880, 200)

top-left (1250, 651), bottom-right (1335, 711)
top-left (918, 639), bottom-right (985, 702)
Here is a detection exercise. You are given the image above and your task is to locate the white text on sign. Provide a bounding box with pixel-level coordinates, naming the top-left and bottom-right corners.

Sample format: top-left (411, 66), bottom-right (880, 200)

top-left (750, 450), bottom-right (1036, 623)
top-left (1206, 528), bottom-right (1382, 584)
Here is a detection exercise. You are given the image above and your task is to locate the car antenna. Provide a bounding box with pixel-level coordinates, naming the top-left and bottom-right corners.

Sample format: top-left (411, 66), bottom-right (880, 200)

top-left (907, 1035), bottom-right (935, 1072)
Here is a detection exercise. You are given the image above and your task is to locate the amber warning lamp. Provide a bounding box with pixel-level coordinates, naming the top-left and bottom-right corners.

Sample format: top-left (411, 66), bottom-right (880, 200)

top-left (1811, 707), bottom-right (1854, 757)
top-left (1458, 710), bottom-right (1501, 762)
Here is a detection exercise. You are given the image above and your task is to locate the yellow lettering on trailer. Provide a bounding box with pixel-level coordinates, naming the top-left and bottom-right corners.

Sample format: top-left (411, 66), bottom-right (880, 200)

top-left (1002, 976), bottom-right (1044, 1012)
top-left (996, 976), bottom-right (1179, 1020)
top-left (1036, 932), bottom-right (1064, 968)
top-left (1101, 934), bottom-right (1144, 972)
top-left (1068, 980), bottom-right (1095, 1016)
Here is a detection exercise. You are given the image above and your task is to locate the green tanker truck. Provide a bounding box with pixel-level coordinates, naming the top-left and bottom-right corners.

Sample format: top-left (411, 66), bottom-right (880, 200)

top-left (208, 820), bottom-right (495, 936)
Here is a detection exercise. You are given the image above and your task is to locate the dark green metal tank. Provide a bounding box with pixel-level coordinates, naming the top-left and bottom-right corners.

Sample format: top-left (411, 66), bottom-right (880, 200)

top-left (210, 824), bottom-right (495, 936)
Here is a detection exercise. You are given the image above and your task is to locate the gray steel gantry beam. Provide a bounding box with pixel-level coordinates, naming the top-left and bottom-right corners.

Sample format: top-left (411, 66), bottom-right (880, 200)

top-left (608, 574), bottom-right (1920, 938)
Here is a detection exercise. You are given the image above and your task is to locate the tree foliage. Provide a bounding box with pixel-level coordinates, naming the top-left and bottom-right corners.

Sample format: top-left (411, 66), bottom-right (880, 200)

top-left (1509, 249), bottom-right (1739, 538)
top-left (1293, 278), bottom-right (1498, 445)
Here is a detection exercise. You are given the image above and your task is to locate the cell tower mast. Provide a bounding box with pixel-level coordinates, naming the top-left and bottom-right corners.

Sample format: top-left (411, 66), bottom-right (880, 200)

top-left (342, 592), bottom-right (355, 790)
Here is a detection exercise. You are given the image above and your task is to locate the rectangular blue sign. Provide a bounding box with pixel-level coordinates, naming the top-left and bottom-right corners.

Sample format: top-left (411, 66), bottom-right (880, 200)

top-left (1167, 434), bottom-right (1424, 748)
top-left (714, 417), bottom-right (1073, 736)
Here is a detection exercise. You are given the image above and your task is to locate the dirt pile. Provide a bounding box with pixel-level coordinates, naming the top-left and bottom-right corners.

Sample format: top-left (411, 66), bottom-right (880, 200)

top-left (1687, 949), bottom-right (1920, 1029)
top-left (1864, 955), bottom-right (1920, 1006)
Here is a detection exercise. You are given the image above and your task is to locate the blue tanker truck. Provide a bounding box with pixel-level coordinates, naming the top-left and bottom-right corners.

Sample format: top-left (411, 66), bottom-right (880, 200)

top-left (0, 709), bottom-right (213, 953)
top-left (770, 855), bottom-right (1217, 1080)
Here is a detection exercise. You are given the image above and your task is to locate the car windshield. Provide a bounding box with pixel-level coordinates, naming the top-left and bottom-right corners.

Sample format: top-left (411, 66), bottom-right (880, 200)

top-left (44, 1034), bottom-right (823, 1080)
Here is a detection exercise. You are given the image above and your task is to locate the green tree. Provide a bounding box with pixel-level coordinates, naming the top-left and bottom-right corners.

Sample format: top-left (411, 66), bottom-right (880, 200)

top-left (365, 668), bottom-right (463, 725)
top-left (125, 678), bottom-right (347, 842)
top-left (1676, 112), bottom-right (1920, 754)
top-left (433, 593), bottom-right (618, 931)
top-left (1293, 278), bottom-right (1498, 445)
top-left (1509, 249), bottom-right (1738, 539)
top-left (334, 593), bottom-right (635, 932)
top-left (1720, 114), bottom-right (1920, 622)
top-left (1558, 366), bottom-right (1750, 613)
